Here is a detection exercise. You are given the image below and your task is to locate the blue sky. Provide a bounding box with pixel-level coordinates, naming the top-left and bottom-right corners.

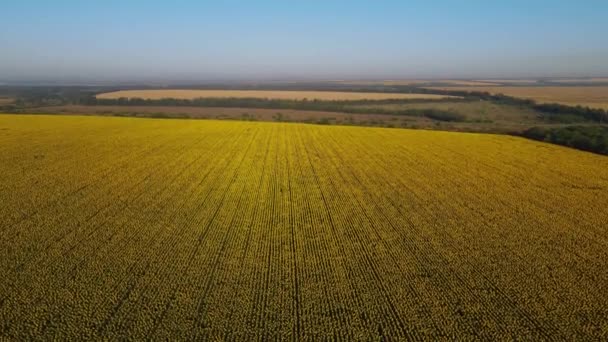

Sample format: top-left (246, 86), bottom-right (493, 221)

top-left (1, 1), bottom-right (607, 82)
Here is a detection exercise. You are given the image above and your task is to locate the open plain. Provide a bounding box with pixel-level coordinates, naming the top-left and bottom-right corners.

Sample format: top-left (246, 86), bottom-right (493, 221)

top-left (427, 86), bottom-right (608, 109)
top-left (96, 89), bottom-right (455, 101)
top-left (1, 114), bottom-right (607, 340)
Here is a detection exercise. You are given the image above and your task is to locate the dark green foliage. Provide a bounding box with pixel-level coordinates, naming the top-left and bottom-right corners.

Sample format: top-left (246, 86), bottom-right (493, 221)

top-left (413, 109), bottom-right (466, 122)
top-left (415, 88), bottom-right (608, 123)
top-left (316, 117), bottom-right (331, 125)
top-left (522, 126), bottom-right (608, 155)
top-left (89, 97), bottom-right (468, 122)
top-left (540, 113), bottom-right (587, 124)
top-left (90, 96), bottom-right (461, 111)
top-left (240, 113), bottom-right (258, 121)
top-left (7, 85), bottom-right (606, 125)
top-left (522, 126), bottom-right (547, 140)
top-left (532, 103), bottom-right (607, 123)
top-left (273, 112), bottom-right (284, 122)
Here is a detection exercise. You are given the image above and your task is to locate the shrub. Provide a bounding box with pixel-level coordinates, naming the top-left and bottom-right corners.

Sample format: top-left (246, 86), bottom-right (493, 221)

top-left (522, 126), bottom-right (608, 155)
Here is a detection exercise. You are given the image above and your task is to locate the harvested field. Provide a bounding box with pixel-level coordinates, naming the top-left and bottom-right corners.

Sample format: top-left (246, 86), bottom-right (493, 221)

top-left (548, 78), bottom-right (608, 84)
top-left (329, 79), bottom-right (429, 85)
top-left (96, 89), bottom-right (454, 101)
top-left (427, 86), bottom-right (608, 109)
top-left (0, 97), bottom-right (14, 105)
top-left (474, 79), bottom-right (540, 84)
top-left (434, 80), bottom-right (499, 86)
top-left (1, 114), bottom-right (608, 340)
top-left (332, 79), bottom-right (499, 86)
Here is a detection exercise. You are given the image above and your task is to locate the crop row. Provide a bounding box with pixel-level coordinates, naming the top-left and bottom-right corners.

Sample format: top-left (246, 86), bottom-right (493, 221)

top-left (1, 115), bottom-right (607, 340)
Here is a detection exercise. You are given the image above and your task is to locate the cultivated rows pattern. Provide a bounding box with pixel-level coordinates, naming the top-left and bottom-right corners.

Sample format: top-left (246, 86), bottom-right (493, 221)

top-left (1, 115), bottom-right (607, 340)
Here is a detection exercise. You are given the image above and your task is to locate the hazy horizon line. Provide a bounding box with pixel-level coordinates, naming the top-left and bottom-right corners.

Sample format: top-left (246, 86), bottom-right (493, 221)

top-left (2, 74), bottom-right (608, 87)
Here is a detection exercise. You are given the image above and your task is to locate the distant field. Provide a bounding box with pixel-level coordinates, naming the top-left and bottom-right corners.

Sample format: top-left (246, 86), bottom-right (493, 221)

top-left (474, 79), bottom-right (539, 84)
top-left (329, 79), bottom-right (428, 86)
top-left (29, 100), bottom-right (586, 133)
top-left (97, 89), bottom-right (454, 101)
top-left (1, 114), bottom-right (607, 340)
top-left (427, 86), bottom-right (608, 109)
top-left (348, 101), bottom-right (542, 123)
top-left (434, 80), bottom-right (499, 86)
top-left (0, 97), bottom-right (14, 105)
top-left (548, 78), bottom-right (608, 84)
top-left (30, 105), bottom-right (434, 126)
top-left (332, 79), bottom-right (499, 86)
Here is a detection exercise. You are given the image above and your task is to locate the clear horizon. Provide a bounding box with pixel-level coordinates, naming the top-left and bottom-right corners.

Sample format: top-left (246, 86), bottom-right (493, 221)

top-left (2, 1), bottom-right (608, 83)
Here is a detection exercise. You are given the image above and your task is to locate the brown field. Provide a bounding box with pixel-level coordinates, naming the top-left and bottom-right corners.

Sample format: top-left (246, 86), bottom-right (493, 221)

top-left (96, 89), bottom-right (455, 101)
top-left (0, 97), bottom-right (14, 105)
top-left (28, 105), bottom-right (433, 126)
top-left (26, 103), bottom-right (565, 134)
top-left (332, 79), bottom-right (499, 86)
top-left (329, 79), bottom-right (428, 85)
top-left (548, 78), bottom-right (608, 84)
top-left (427, 86), bottom-right (608, 109)
top-left (435, 80), bottom-right (499, 86)
top-left (475, 79), bottom-right (539, 84)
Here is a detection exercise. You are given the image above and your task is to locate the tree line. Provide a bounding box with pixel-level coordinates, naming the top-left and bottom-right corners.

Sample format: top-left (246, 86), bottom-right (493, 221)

top-left (84, 96), bottom-right (468, 122)
top-left (3, 85), bottom-right (607, 124)
top-left (409, 87), bottom-right (608, 123)
top-left (521, 126), bottom-right (608, 155)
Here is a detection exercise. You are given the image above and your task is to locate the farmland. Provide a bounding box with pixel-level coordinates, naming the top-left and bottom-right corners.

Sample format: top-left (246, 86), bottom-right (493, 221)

top-left (474, 79), bottom-right (539, 84)
top-left (1, 114), bottom-right (607, 340)
top-left (330, 80), bottom-right (501, 86)
top-left (96, 89), bottom-right (455, 101)
top-left (22, 104), bottom-right (439, 128)
top-left (548, 78), bottom-right (608, 84)
top-left (0, 97), bottom-right (13, 105)
top-left (427, 86), bottom-right (608, 110)
top-left (29, 98), bottom-right (595, 134)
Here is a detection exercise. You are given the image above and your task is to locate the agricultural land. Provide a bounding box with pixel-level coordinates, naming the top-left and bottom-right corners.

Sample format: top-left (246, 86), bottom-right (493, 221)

top-left (427, 86), bottom-right (608, 110)
top-left (96, 89), bottom-right (455, 101)
top-left (1, 114), bottom-right (607, 340)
